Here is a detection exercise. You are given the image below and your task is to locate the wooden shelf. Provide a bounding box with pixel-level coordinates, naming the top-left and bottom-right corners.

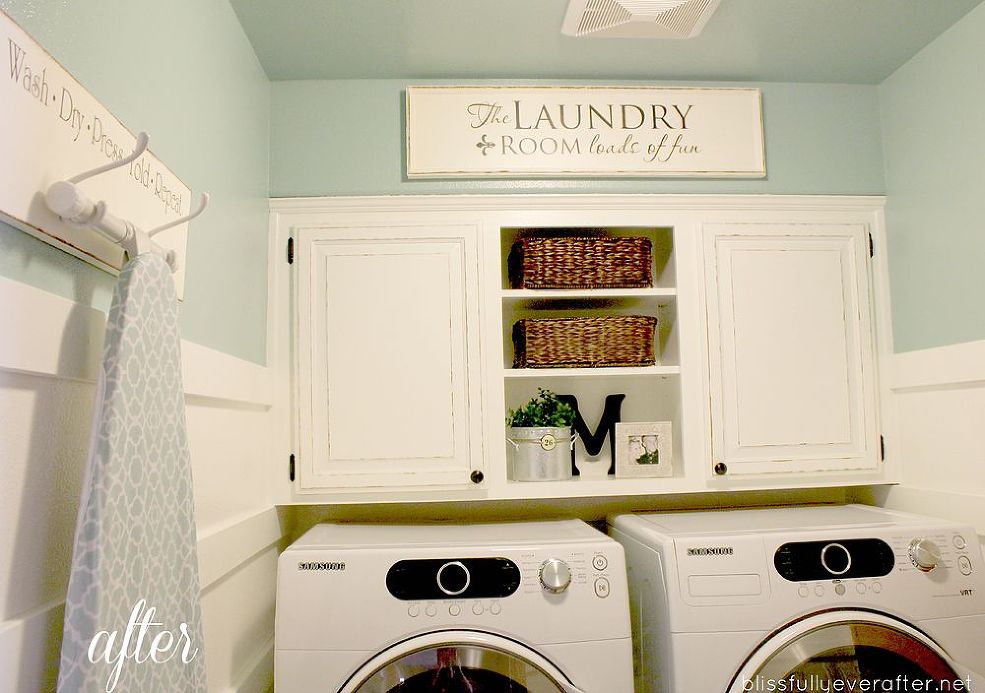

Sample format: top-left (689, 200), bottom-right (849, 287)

top-left (501, 287), bottom-right (676, 301)
top-left (498, 474), bottom-right (696, 499)
top-left (504, 365), bottom-right (680, 378)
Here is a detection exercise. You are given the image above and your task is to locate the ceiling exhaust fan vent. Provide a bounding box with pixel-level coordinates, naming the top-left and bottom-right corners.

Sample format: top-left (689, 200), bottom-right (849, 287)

top-left (562, 0), bottom-right (722, 39)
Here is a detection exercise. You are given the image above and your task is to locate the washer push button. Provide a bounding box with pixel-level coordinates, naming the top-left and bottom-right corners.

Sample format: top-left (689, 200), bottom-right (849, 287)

top-left (594, 577), bottom-right (610, 598)
top-left (592, 555), bottom-right (608, 571)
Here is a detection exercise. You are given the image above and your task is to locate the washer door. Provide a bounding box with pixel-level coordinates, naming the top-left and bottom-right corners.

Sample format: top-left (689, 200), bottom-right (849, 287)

top-left (728, 610), bottom-right (975, 692)
top-left (339, 630), bottom-right (584, 693)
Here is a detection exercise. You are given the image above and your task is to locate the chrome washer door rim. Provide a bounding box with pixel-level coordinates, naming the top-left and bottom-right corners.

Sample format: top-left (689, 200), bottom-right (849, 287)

top-left (338, 630), bottom-right (574, 693)
top-left (727, 610), bottom-right (957, 692)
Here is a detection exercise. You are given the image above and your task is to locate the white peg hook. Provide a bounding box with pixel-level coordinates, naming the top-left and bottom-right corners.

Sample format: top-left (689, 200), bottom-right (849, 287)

top-left (70, 131), bottom-right (149, 184)
top-left (147, 192), bottom-right (209, 238)
top-left (44, 130), bottom-right (203, 274)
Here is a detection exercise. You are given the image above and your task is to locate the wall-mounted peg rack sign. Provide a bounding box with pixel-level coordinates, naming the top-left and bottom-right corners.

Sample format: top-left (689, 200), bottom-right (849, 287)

top-left (0, 9), bottom-right (195, 298)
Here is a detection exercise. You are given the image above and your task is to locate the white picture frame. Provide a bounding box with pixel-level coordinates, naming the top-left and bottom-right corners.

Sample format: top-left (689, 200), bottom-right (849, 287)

top-left (615, 422), bottom-right (673, 478)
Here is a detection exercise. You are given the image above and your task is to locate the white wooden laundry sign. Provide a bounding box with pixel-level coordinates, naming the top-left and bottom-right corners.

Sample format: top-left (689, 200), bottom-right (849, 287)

top-left (0, 9), bottom-right (191, 297)
top-left (406, 85), bottom-right (766, 179)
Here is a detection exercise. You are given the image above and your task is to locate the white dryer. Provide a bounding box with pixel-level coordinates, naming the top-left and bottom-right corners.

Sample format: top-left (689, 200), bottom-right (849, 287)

top-left (275, 519), bottom-right (633, 692)
top-left (608, 504), bottom-right (985, 693)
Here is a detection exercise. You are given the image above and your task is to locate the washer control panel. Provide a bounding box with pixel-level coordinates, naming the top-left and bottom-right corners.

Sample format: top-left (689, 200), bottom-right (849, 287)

top-left (387, 550), bottom-right (617, 602)
top-left (889, 530), bottom-right (977, 577)
top-left (393, 547), bottom-right (622, 633)
top-left (769, 528), bottom-right (985, 618)
top-left (386, 558), bottom-right (520, 600)
top-left (774, 538), bottom-right (895, 581)
top-left (516, 549), bottom-right (615, 599)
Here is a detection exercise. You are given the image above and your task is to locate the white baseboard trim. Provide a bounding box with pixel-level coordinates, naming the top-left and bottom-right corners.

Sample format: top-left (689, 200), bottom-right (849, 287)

top-left (0, 598), bottom-right (62, 693)
top-left (891, 339), bottom-right (985, 391)
top-left (218, 637), bottom-right (274, 693)
top-left (0, 275), bottom-right (273, 408)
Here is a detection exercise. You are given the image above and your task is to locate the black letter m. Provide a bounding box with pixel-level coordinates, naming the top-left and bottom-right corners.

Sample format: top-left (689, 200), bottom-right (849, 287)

top-left (557, 394), bottom-right (625, 476)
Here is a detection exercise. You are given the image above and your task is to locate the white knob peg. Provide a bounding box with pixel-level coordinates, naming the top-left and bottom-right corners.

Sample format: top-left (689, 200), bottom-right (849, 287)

top-left (909, 538), bottom-right (942, 573)
top-left (539, 558), bottom-right (572, 594)
top-left (46, 181), bottom-right (94, 222)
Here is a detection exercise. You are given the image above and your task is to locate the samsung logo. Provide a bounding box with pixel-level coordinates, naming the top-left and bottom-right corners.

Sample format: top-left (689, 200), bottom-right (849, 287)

top-left (298, 561), bottom-right (346, 571)
top-left (687, 547), bottom-right (734, 556)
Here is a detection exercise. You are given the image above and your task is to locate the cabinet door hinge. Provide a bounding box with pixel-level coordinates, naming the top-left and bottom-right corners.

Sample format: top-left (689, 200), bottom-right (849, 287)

top-left (868, 233), bottom-right (874, 258)
top-left (287, 237), bottom-right (295, 264)
top-left (289, 453), bottom-right (296, 481)
top-left (879, 435), bottom-right (885, 461)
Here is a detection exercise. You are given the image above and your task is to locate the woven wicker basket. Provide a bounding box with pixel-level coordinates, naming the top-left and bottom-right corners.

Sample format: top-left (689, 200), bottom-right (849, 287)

top-left (508, 235), bottom-right (653, 289)
top-left (513, 316), bottom-right (657, 368)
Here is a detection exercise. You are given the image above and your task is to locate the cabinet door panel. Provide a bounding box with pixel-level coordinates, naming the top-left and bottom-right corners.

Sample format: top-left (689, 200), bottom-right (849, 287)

top-left (704, 223), bottom-right (878, 476)
top-left (298, 226), bottom-right (481, 490)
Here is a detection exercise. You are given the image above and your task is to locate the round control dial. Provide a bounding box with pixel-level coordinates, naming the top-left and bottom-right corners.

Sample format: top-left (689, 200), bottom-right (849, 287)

top-left (820, 542), bottom-right (852, 576)
top-left (436, 561), bottom-right (471, 596)
top-left (539, 558), bottom-right (572, 594)
top-left (909, 538), bottom-right (942, 573)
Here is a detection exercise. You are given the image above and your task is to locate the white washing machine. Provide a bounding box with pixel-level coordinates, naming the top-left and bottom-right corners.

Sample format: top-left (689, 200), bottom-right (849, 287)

top-left (608, 504), bottom-right (985, 693)
top-left (275, 519), bottom-right (633, 692)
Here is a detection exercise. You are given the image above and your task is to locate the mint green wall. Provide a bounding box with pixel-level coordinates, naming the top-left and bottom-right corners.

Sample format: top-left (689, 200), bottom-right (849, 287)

top-left (0, 1), bottom-right (270, 364)
top-left (270, 80), bottom-right (885, 196)
top-left (880, 2), bottom-right (985, 353)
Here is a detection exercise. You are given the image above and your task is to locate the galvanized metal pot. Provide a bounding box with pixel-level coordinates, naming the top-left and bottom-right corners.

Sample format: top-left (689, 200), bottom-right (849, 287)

top-left (506, 426), bottom-right (577, 481)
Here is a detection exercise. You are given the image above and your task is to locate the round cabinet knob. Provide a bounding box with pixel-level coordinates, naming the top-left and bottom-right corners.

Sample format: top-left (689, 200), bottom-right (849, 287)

top-left (539, 558), bottom-right (572, 594)
top-left (437, 561), bottom-right (471, 596)
top-left (909, 538), bottom-right (943, 573)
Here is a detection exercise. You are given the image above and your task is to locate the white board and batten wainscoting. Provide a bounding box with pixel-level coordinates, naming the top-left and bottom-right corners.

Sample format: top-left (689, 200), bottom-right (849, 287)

top-left (267, 194), bottom-right (900, 507)
top-left (854, 338), bottom-right (985, 542)
top-left (0, 275), bottom-right (282, 693)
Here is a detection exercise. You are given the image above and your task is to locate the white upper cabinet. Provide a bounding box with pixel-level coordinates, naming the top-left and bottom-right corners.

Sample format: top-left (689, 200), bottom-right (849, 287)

top-left (702, 222), bottom-right (880, 477)
top-left (295, 223), bottom-right (484, 492)
top-left (271, 196), bottom-right (892, 503)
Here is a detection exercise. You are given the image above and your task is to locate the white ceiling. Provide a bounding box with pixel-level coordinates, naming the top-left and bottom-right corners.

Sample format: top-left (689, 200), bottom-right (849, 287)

top-left (229, 0), bottom-right (983, 84)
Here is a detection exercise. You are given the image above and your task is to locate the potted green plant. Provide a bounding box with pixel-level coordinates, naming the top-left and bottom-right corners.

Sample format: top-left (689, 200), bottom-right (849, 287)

top-left (506, 388), bottom-right (577, 481)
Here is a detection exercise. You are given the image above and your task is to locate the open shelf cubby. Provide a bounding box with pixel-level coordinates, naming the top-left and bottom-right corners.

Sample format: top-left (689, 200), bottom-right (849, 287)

top-left (499, 225), bottom-right (683, 486)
